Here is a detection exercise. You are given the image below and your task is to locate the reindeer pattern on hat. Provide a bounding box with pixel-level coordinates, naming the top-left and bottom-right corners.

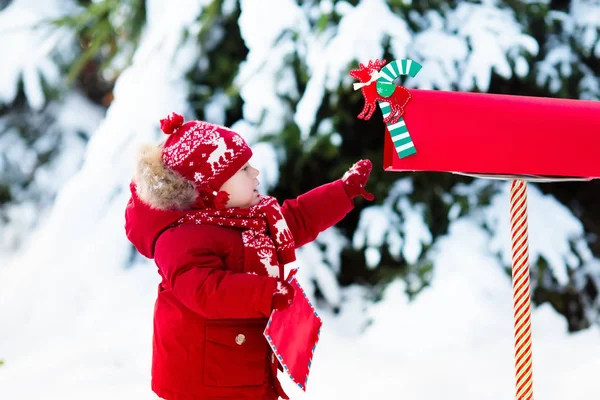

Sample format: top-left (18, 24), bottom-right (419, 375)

top-left (163, 122), bottom-right (239, 175)
top-left (159, 115), bottom-right (252, 202)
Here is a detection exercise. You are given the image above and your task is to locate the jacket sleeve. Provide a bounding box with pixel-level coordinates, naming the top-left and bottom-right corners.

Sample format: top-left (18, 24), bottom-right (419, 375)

top-left (154, 226), bottom-right (278, 319)
top-left (280, 179), bottom-right (354, 248)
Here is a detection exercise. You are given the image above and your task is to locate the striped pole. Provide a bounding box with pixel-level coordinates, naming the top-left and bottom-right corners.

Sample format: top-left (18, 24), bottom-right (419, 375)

top-left (377, 59), bottom-right (422, 158)
top-left (510, 180), bottom-right (534, 400)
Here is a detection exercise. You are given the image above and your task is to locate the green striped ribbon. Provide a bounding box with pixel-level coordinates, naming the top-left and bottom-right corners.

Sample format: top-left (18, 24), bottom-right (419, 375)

top-left (376, 59), bottom-right (422, 159)
top-left (378, 59), bottom-right (422, 83)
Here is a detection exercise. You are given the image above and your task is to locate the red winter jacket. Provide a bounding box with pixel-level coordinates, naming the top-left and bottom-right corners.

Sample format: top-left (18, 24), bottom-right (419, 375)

top-left (124, 180), bottom-right (354, 400)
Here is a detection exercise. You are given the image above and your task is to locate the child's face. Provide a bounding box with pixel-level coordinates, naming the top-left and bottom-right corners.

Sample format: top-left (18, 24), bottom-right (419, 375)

top-left (220, 162), bottom-right (261, 208)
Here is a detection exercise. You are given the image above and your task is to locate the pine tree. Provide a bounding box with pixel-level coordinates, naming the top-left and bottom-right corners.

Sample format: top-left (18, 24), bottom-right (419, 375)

top-left (0, 0), bottom-right (109, 251)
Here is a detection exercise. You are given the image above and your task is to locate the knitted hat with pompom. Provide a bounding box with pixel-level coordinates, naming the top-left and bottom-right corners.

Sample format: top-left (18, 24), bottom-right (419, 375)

top-left (159, 112), bottom-right (252, 209)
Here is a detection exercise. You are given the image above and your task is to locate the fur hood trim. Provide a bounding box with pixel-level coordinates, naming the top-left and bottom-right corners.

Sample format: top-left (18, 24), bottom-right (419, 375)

top-left (134, 144), bottom-right (197, 210)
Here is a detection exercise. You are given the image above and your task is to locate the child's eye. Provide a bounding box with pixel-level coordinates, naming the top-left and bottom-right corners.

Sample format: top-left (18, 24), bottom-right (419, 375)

top-left (243, 166), bottom-right (249, 171)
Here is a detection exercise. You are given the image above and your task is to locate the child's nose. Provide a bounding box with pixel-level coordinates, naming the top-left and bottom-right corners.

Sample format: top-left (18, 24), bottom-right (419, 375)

top-left (252, 167), bottom-right (260, 177)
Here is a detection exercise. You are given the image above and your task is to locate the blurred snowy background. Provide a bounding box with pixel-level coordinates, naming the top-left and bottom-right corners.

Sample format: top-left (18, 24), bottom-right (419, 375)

top-left (1, 0), bottom-right (600, 399)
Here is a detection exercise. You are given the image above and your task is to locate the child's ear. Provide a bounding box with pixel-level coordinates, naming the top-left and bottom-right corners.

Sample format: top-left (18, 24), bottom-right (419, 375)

top-left (134, 144), bottom-right (197, 210)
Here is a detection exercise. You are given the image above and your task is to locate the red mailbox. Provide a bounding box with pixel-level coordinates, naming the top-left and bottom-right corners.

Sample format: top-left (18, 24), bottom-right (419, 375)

top-left (383, 89), bottom-right (600, 180)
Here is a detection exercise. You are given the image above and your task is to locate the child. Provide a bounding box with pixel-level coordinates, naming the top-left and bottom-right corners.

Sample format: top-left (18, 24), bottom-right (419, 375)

top-left (125, 112), bottom-right (373, 400)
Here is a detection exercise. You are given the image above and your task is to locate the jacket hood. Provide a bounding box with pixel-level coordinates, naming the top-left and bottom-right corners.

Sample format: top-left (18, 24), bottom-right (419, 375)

top-left (124, 181), bottom-right (189, 259)
top-left (124, 144), bottom-right (198, 259)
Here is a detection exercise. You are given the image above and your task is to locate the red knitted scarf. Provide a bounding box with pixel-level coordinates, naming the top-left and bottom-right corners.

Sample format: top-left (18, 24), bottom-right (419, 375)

top-left (174, 196), bottom-right (296, 278)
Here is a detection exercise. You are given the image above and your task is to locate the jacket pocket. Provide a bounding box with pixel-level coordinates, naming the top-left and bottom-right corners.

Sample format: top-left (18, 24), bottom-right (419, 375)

top-left (203, 320), bottom-right (269, 387)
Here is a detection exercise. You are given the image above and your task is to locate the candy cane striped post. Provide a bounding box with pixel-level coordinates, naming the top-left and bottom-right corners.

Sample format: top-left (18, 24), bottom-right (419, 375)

top-left (510, 179), bottom-right (534, 400)
top-left (377, 59), bottom-right (422, 158)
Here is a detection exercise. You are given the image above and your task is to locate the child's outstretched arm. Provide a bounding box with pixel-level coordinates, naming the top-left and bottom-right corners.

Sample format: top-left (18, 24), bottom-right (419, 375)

top-left (155, 225), bottom-right (278, 320)
top-left (281, 159), bottom-right (373, 248)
